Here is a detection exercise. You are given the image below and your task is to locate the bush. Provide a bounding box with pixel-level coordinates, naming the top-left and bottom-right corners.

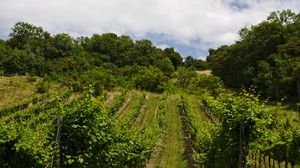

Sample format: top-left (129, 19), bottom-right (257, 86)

top-left (132, 66), bottom-right (168, 92)
top-left (191, 74), bottom-right (225, 97)
top-left (173, 67), bottom-right (197, 87)
top-left (80, 67), bottom-right (116, 91)
top-left (26, 76), bottom-right (37, 83)
top-left (36, 81), bottom-right (49, 94)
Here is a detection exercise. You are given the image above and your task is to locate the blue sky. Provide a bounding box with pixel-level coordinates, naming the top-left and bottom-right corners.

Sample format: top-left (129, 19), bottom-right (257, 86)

top-left (0, 0), bottom-right (299, 59)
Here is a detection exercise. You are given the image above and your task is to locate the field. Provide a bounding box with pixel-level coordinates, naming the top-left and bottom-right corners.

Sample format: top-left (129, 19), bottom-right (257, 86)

top-left (0, 76), bottom-right (300, 168)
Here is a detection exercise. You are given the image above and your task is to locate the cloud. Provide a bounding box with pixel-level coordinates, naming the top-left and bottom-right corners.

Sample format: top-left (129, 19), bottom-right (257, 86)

top-left (0, 0), bottom-right (299, 59)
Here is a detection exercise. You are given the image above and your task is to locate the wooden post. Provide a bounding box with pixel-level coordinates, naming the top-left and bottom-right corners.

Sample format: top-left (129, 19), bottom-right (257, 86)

top-left (297, 80), bottom-right (300, 102)
top-left (56, 116), bottom-right (63, 144)
top-left (52, 116), bottom-right (63, 168)
top-left (258, 151), bottom-right (261, 168)
top-left (285, 160), bottom-right (288, 168)
top-left (254, 153), bottom-right (257, 168)
top-left (238, 123), bottom-right (246, 168)
top-left (239, 124), bottom-right (243, 168)
top-left (263, 154), bottom-right (266, 167)
top-left (268, 155), bottom-right (271, 168)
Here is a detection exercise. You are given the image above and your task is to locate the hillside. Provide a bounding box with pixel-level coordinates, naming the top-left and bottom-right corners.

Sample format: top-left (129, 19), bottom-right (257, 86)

top-left (0, 9), bottom-right (300, 168)
top-left (0, 73), bottom-right (299, 167)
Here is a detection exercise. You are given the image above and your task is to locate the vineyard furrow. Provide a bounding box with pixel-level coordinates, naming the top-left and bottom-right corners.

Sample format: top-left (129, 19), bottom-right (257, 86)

top-left (131, 95), bottom-right (150, 128)
top-left (0, 90), bottom-right (71, 124)
top-left (182, 94), bottom-right (215, 167)
top-left (105, 91), bottom-right (121, 105)
top-left (116, 92), bottom-right (145, 129)
top-left (132, 94), bottom-right (160, 131)
top-left (152, 95), bottom-right (188, 168)
top-left (114, 90), bottom-right (138, 118)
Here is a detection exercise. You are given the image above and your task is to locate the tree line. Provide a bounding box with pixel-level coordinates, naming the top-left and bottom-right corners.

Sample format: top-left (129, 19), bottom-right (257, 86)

top-left (207, 9), bottom-right (300, 101)
top-left (0, 22), bottom-right (207, 92)
top-left (1, 9), bottom-right (299, 101)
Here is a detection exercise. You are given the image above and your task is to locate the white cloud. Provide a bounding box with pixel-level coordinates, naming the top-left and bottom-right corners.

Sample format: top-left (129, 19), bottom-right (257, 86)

top-left (0, 0), bottom-right (299, 58)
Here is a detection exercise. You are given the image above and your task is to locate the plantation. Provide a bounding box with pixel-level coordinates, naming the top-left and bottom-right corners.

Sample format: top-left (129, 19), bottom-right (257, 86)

top-left (0, 74), bottom-right (299, 168)
top-left (0, 9), bottom-right (300, 168)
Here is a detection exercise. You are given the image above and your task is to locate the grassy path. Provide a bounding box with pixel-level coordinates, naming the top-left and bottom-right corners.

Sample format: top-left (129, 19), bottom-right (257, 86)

top-left (104, 91), bottom-right (121, 106)
top-left (114, 90), bottom-right (139, 118)
top-left (147, 95), bottom-right (187, 168)
top-left (132, 93), bottom-right (160, 130)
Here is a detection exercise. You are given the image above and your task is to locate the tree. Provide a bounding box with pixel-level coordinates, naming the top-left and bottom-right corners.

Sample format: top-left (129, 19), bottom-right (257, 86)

top-left (51, 33), bottom-right (77, 58)
top-left (175, 67), bottom-right (197, 87)
top-left (8, 22), bottom-right (50, 49)
top-left (163, 48), bottom-right (183, 69)
top-left (207, 10), bottom-right (300, 99)
top-left (132, 66), bottom-right (168, 92)
top-left (185, 56), bottom-right (195, 68)
top-left (267, 9), bottom-right (297, 25)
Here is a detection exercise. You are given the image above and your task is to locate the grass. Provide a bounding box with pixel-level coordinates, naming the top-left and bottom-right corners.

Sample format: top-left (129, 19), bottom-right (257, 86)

top-left (114, 90), bottom-right (139, 118)
top-left (264, 103), bottom-right (300, 128)
top-left (0, 76), bottom-right (42, 108)
top-left (132, 93), bottom-right (160, 130)
top-left (196, 70), bottom-right (212, 75)
top-left (104, 91), bottom-right (121, 105)
top-left (152, 94), bottom-right (187, 168)
top-left (1, 75), bottom-right (299, 167)
top-left (0, 76), bottom-right (66, 109)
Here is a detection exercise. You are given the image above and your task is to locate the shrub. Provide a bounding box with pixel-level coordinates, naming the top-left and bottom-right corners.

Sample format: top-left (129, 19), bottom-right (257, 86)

top-left (132, 66), bottom-right (168, 92)
top-left (36, 81), bottom-right (49, 94)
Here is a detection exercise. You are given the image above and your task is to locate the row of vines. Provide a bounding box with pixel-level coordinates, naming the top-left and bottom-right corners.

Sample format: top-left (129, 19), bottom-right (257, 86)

top-left (181, 91), bottom-right (300, 168)
top-left (0, 88), bottom-right (168, 167)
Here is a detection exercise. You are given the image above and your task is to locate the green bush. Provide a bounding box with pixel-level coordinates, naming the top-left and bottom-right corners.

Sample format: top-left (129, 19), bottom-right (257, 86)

top-left (191, 74), bottom-right (225, 97)
top-left (132, 66), bottom-right (168, 92)
top-left (173, 67), bottom-right (197, 87)
top-left (36, 81), bottom-right (49, 94)
top-left (26, 75), bottom-right (37, 83)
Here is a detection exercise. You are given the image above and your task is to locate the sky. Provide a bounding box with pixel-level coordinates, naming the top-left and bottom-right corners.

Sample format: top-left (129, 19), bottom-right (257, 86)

top-left (0, 0), bottom-right (300, 59)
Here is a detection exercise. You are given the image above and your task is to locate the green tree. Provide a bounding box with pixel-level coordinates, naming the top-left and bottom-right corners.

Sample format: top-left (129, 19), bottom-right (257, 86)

top-left (207, 10), bottom-right (300, 99)
top-left (175, 67), bottom-right (197, 87)
top-left (163, 48), bottom-right (183, 69)
top-left (132, 66), bottom-right (168, 92)
top-left (8, 22), bottom-right (50, 50)
top-left (48, 33), bottom-right (78, 58)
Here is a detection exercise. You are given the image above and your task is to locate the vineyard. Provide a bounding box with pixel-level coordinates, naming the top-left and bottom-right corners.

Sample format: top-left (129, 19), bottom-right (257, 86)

top-left (0, 76), bottom-right (299, 168)
top-left (1, 9), bottom-right (300, 168)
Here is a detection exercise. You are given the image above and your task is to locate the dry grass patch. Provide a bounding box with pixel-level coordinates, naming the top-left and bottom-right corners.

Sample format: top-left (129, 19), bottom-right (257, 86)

top-left (0, 76), bottom-right (43, 108)
top-left (196, 70), bottom-right (212, 75)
